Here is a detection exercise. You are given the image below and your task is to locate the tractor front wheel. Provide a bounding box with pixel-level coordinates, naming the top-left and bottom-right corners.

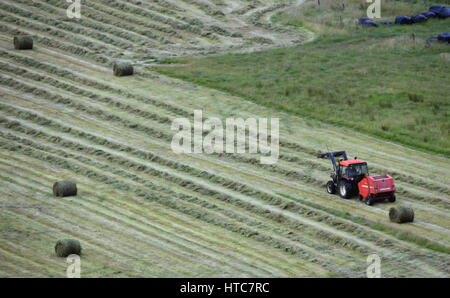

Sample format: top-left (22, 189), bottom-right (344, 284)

top-left (339, 181), bottom-right (352, 199)
top-left (326, 181), bottom-right (336, 194)
top-left (388, 194), bottom-right (396, 203)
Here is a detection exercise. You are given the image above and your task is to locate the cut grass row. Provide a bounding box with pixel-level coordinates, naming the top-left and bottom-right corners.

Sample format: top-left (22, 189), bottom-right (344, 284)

top-left (279, 193), bottom-right (450, 255)
top-left (0, 5), bottom-right (129, 52)
top-left (81, 2), bottom-right (183, 42)
top-left (0, 61), bottom-right (174, 125)
top-left (95, 0), bottom-right (206, 37)
top-left (0, 23), bottom-right (110, 64)
top-left (0, 48), bottom-right (191, 117)
top-left (11, 0), bottom-right (174, 45)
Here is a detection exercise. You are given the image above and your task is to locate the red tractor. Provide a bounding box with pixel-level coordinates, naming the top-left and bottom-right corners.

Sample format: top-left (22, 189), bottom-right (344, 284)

top-left (318, 151), bottom-right (396, 206)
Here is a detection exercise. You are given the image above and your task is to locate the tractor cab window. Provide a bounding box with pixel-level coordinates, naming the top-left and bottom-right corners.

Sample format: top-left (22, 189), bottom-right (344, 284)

top-left (338, 165), bottom-right (348, 177)
top-left (349, 163), bottom-right (369, 177)
top-left (339, 163), bottom-right (368, 178)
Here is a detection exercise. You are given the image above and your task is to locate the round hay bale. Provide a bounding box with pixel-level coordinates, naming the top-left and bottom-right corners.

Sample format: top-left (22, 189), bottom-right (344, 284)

top-left (389, 206), bottom-right (414, 223)
top-left (14, 36), bottom-right (33, 50)
top-left (113, 62), bottom-right (133, 77)
top-left (55, 239), bottom-right (81, 257)
top-left (53, 181), bottom-right (77, 197)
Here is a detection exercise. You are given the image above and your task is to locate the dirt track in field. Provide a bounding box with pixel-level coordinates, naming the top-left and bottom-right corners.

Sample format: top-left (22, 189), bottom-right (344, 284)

top-left (0, 0), bottom-right (448, 277)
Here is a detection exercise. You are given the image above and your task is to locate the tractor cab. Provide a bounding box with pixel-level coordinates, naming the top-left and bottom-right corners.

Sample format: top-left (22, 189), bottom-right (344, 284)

top-left (338, 160), bottom-right (369, 180)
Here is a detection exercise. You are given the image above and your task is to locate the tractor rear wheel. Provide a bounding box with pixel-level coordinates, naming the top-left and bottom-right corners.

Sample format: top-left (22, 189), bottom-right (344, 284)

top-left (365, 195), bottom-right (374, 206)
top-left (326, 181), bottom-right (336, 194)
top-left (339, 181), bottom-right (352, 199)
top-left (388, 194), bottom-right (396, 202)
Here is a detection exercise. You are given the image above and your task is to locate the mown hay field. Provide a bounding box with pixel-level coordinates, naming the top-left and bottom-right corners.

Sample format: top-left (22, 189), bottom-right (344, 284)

top-left (0, 0), bottom-right (448, 277)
